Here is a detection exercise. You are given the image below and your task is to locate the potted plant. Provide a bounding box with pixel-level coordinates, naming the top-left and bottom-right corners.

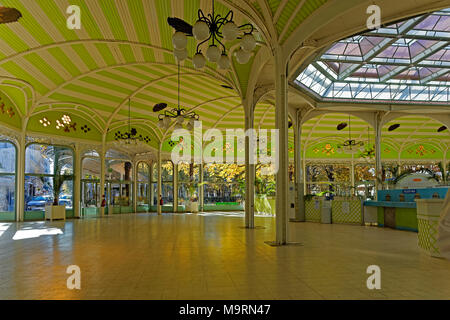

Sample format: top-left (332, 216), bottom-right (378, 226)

top-left (187, 182), bottom-right (199, 213)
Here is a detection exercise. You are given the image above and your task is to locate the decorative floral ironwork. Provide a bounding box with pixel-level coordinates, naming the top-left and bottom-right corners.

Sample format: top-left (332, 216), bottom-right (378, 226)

top-left (322, 144), bottom-right (335, 156)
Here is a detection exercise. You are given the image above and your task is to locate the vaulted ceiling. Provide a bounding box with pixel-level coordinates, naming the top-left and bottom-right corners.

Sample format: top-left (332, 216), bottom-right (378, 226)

top-left (0, 0), bottom-right (448, 161)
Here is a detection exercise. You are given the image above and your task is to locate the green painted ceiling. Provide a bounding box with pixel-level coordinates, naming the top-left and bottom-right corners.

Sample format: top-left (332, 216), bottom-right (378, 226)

top-left (0, 0), bottom-right (447, 162)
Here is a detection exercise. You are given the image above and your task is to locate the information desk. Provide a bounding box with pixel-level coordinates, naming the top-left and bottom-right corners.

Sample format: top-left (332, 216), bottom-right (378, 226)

top-left (364, 201), bottom-right (418, 232)
top-left (363, 187), bottom-right (449, 232)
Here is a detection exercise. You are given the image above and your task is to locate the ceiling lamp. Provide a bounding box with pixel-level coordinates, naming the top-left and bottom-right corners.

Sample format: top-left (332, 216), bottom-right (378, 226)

top-left (388, 124), bottom-right (401, 132)
top-left (114, 99), bottom-right (151, 147)
top-left (336, 116), bottom-right (364, 154)
top-left (168, 0), bottom-right (256, 69)
top-left (157, 64), bottom-right (199, 131)
top-left (0, 7), bottom-right (22, 24)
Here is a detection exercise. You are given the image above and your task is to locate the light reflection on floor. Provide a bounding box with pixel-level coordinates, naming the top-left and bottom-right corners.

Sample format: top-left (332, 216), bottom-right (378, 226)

top-left (0, 223), bottom-right (12, 238)
top-left (193, 211), bottom-right (273, 218)
top-left (0, 213), bottom-right (449, 300)
top-left (12, 223), bottom-right (64, 240)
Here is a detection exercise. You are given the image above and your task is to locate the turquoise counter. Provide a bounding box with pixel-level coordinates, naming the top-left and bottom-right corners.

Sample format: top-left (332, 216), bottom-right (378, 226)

top-left (363, 187), bottom-right (449, 233)
top-left (364, 201), bottom-right (416, 208)
top-left (364, 201), bottom-right (418, 232)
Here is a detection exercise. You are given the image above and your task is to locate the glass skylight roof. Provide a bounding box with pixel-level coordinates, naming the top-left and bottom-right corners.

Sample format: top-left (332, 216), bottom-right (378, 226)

top-left (295, 9), bottom-right (450, 104)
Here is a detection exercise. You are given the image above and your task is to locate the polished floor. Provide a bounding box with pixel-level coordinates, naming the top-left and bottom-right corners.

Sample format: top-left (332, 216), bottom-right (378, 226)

top-left (0, 212), bottom-right (450, 300)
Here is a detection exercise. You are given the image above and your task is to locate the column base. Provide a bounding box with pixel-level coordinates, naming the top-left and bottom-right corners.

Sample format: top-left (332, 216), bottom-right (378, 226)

top-left (289, 219), bottom-right (306, 223)
top-left (239, 226), bottom-right (266, 230)
top-left (264, 241), bottom-right (304, 247)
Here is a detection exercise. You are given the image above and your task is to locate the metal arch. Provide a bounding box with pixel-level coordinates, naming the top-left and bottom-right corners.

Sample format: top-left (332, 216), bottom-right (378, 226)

top-left (0, 40), bottom-right (233, 87)
top-left (211, 103), bottom-right (244, 130)
top-left (159, 95), bottom-right (241, 142)
top-left (105, 71), bottom-right (203, 128)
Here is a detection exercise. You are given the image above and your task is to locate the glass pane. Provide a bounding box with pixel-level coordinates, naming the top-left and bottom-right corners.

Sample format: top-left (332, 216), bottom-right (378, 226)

top-left (178, 183), bottom-right (199, 206)
top-left (137, 183), bottom-right (149, 206)
top-left (25, 176), bottom-right (54, 211)
top-left (82, 182), bottom-right (99, 207)
top-left (25, 145), bottom-right (73, 175)
top-left (178, 163), bottom-right (199, 182)
top-left (151, 183), bottom-right (157, 206)
top-left (152, 164), bottom-right (158, 183)
top-left (121, 183), bottom-right (132, 206)
top-left (204, 183), bottom-right (243, 204)
top-left (203, 164), bottom-right (245, 183)
top-left (0, 175), bottom-right (15, 213)
top-left (105, 149), bottom-right (129, 160)
top-left (58, 180), bottom-right (73, 209)
top-left (162, 161), bottom-right (173, 182)
top-left (0, 142), bottom-right (15, 174)
top-left (137, 162), bottom-right (150, 182)
top-left (111, 184), bottom-right (120, 206)
top-left (106, 160), bottom-right (133, 181)
top-left (82, 150), bottom-right (100, 158)
top-left (355, 165), bottom-right (376, 182)
top-left (162, 182), bottom-right (173, 207)
top-left (82, 157), bottom-right (101, 180)
top-left (256, 164), bottom-right (276, 197)
top-left (25, 144), bottom-right (53, 174)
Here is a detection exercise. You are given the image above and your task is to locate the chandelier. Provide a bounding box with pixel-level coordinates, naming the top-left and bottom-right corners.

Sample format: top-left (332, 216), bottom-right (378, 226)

top-left (169, 0), bottom-right (256, 69)
top-left (337, 116), bottom-right (365, 154)
top-left (359, 127), bottom-right (375, 161)
top-left (157, 63), bottom-right (199, 131)
top-left (114, 99), bottom-right (152, 146)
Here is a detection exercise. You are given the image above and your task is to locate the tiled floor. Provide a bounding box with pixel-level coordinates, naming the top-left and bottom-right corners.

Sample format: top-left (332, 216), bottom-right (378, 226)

top-left (0, 212), bottom-right (449, 300)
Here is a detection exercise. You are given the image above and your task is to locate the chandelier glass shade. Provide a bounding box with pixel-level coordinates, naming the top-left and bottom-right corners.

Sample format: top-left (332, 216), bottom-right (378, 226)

top-left (157, 64), bottom-right (199, 131)
top-left (171, 0), bottom-right (256, 69)
top-left (114, 99), bottom-right (152, 147)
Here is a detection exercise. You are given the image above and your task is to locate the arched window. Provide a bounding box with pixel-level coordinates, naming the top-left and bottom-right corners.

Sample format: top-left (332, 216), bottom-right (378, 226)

top-left (151, 163), bottom-right (158, 210)
top-left (178, 163), bottom-right (200, 209)
top-left (0, 141), bottom-right (16, 221)
top-left (25, 144), bottom-right (74, 220)
top-left (161, 161), bottom-right (174, 211)
top-left (105, 150), bottom-right (133, 214)
top-left (203, 164), bottom-right (245, 211)
top-left (149, 161), bottom-right (175, 212)
top-left (81, 151), bottom-right (101, 215)
top-left (137, 162), bottom-right (150, 212)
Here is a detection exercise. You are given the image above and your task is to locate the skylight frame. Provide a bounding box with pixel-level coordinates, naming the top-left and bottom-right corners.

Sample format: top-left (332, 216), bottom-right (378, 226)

top-left (295, 9), bottom-right (450, 104)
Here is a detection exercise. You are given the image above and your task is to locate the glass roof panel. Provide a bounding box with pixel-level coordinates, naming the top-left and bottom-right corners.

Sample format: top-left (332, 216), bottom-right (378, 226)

top-left (296, 8), bottom-right (450, 104)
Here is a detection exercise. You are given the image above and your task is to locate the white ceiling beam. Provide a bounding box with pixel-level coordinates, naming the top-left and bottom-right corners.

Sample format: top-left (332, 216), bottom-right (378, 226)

top-left (278, 0), bottom-right (307, 42)
top-left (273, 0), bottom-right (289, 24)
